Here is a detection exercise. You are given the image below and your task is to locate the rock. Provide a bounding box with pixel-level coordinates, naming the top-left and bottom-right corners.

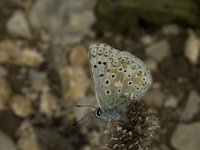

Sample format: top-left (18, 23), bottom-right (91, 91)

top-left (17, 121), bottom-right (40, 150)
top-left (162, 24), bottom-right (180, 35)
top-left (0, 131), bottom-right (17, 150)
top-left (180, 91), bottom-right (200, 122)
top-left (140, 35), bottom-right (154, 46)
top-left (59, 66), bottom-right (89, 101)
top-left (145, 40), bottom-right (171, 62)
top-left (184, 31), bottom-right (200, 65)
top-left (70, 44), bottom-right (88, 67)
top-left (10, 95), bottom-right (33, 118)
top-left (171, 123), bottom-right (200, 150)
top-left (15, 48), bottom-right (44, 67)
top-left (0, 66), bottom-right (8, 77)
top-left (164, 95), bottom-right (178, 108)
top-left (6, 10), bottom-right (32, 39)
top-left (39, 86), bottom-right (58, 117)
top-left (144, 58), bottom-right (157, 72)
top-left (0, 78), bottom-right (11, 110)
top-left (143, 89), bottom-right (165, 108)
top-left (29, 0), bottom-right (97, 45)
top-left (29, 70), bottom-right (48, 92)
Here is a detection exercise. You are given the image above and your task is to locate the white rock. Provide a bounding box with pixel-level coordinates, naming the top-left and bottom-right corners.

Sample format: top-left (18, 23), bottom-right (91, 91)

top-left (0, 131), bottom-right (17, 150)
top-left (180, 90), bottom-right (200, 121)
top-left (144, 58), bottom-right (158, 72)
top-left (184, 31), bottom-right (200, 65)
top-left (7, 10), bottom-right (32, 39)
top-left (145, 40), bottom-right (171, 62)
top-left (171, 123), bottom-right (200, 150)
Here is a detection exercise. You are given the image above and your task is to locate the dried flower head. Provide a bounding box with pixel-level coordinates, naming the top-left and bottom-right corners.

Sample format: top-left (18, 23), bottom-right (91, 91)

top-left (104, 101), bottom-right (159, 150)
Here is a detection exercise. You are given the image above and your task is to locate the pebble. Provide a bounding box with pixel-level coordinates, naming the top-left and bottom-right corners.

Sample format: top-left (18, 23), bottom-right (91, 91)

top-left (143, 89), bottom-right (165, 108)
top-left (184, 30), bottom-right (200, 65)
top-left (180, 91), bottom-right (200, 122)
top-left (6, 10), bottom-right (32, 39)
top-left (39, 86), bottom-right (58, 117)
top-left (145, 40), bottom-right (171, 62)
top-left (140, 35), bottom-right (154, 46)
top-left (162, 24), bottom-right (180, 35)
top-left (59, 66), bottom-right (89, 101)
top-left (29, 0), bottom-right (97, 45)
top-left (29, 70), bottom-right (48, 92)
top-left (0, 131), bottom-right (17, 150)
top-left (10, 95), bottom-right (33, 118)
top-left (70, 44), bottom-right (88, 67)
top-left (164, 95), bottom-right (178, 108)
top-left (0, 78), bottom-right (11, 110)
top-left (144, 58), bottom-right (158, 72)
top-left (17, 121), bottom-right (40, 150)
top-left (15, 48), bottom-right (44, 67)
top-left (171, 123), bottom-right (200, 150)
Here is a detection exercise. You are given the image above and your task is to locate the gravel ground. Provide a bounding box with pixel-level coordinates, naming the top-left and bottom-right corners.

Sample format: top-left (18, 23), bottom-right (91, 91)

top-left (0, 0), bottom-right (200, 150)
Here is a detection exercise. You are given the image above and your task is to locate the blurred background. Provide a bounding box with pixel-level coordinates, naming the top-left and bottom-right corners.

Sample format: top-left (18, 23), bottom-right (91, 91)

top-left (0, 0), bottom-right (200, 150)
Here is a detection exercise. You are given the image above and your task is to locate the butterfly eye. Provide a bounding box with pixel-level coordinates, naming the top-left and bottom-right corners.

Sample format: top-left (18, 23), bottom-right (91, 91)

top-left (90, 48), bottom-right (97, 57)
top-left (131, 63), bottom-right (138, 69)
top-left (98, 48), bottom-right (103, 55)
top-left (110, 73), bottom-right (116, 79)
top-left (105, 90), bottom-right (111, 95)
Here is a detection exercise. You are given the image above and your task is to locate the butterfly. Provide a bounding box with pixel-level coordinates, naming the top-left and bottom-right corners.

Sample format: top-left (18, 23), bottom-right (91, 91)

top-left (88, 43), bottom-right (152, 122)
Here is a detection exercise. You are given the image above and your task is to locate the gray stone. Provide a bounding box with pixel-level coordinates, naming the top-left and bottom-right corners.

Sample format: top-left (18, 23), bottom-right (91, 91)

top-left (6, 10), bottom-right (32, 39)
top-left (164, 95), bottom-right (178, 108)
top-left (145, 40), bottom-right (171, 62)
top-left (0, 131), bottom-right (17, 150)
top-left (29, 0), bottom-right (97, 45)
top-left (162, 24), bottom-right (180, 35)
top-left (171, 123), bottom-right (200, 150)
top-left (180, 91), bottom-right (200, 121)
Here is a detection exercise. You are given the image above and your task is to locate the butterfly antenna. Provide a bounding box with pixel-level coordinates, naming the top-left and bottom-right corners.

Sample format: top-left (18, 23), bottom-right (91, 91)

top-left (74, 105), bottom-right (97, 109)
top-left (72, 111), bottom-right (93, 126)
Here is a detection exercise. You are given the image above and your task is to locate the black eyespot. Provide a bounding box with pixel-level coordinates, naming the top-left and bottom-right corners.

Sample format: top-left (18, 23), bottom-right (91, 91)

top-left (111, 73), bottom-right (116, 79)
top-left (118, 89), bottom-right (121, 93)
top-left (98, 61), bottom-right (102, 64)
top-left (106, 90), bottom-right (110, 95)
top-left (99, 74), bottom-right (104, 77)
top-left (124, 69), bottom-right (127, 73)
top-left (94, 65), bottom-right (97, 68)
top-left (105, 80), bottom-right (110, 85)
top-left (103, 62), bottom-right (107, 65)
top-left (128, 75), bottom-right (131, 78)
top-left (128, 81), bottom-right (133, 86)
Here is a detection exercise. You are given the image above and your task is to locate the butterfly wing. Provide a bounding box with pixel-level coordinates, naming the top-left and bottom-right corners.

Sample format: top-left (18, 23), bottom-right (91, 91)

top-left (102, 49), bottom-right (152, 112)
top-left (88, 43), bottom-right (119, 107)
